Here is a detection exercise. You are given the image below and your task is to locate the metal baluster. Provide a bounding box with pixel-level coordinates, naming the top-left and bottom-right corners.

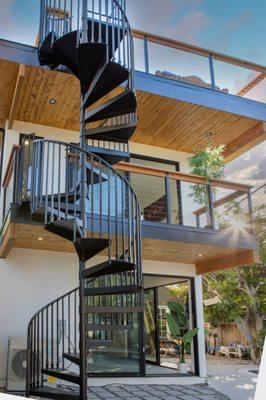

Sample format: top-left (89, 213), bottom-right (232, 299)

top-left (41, 311), bottom-right (44, 385)
top-left (46, 308), bottom-right (49, 369)
top-left (51, 304), bottom-right (54, 368)
top-left (62, 298), bottom-right (65, 369)
top-left (127, 184), bottom-right (132, 261)
top-left (117, 4), bottom-right (121, 64)
top-left (105, 0), bottom-right (109, 59)
top-left (121, 180), bottom-right (125, 259)
top-left (111, 0), bottom-right (115, 60)
top-left (65, 145), bottom-right (69, 219)
top-left (45, 142), bottom-right (50, 225)
top-left (56, 301), bottom-right (59, 368)
top-left (99, 161), bottom-right (103, 237)
top-left (74, 290), bottom-right (77, 353)
top-left (99, 0), bottom-right (102, 42)
top-left (107, 166), bottom-right (111, 261)
top-left (91, 0), bottom-right (95, 42)
top-left (51, 142), bottom-right (55, 220)
top-left (58, 144), bottom-right (61, 220)
top-left (91, 156), bottom-right (94, 235)
top-left (68, 294), bottom-right (71, 354)
top-left (115, 173), bottom-right (118, 259)
top-left (37, 315), bottom-right (40, 386)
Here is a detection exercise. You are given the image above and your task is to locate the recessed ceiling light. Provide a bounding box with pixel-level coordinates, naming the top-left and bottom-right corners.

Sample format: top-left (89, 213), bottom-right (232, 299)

top-left (38, 237), bottom-right (44, 241)
top-left (198, 254), bottom-right (203, 257)
top-left (205, 132), bottom-right (213, 137)
top-left (49, 98), bottom-right (56, 105)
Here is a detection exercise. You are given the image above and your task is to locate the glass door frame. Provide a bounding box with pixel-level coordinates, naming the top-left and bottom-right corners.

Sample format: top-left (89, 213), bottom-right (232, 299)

top-left (143, 274), bottom-right (199, 375)
top-left (144, 287), bottom-right (161, 366)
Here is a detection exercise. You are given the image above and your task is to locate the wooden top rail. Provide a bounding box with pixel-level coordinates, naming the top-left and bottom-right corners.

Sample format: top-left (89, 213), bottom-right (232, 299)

top-left (2, 145), bottom-right (20, 189)
top-left (132, 29), bottom-right (266, 74)
top-left (114, 161), bottom-right (253, 193)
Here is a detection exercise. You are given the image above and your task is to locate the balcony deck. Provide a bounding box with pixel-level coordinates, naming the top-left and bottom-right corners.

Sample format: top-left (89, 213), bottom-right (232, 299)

top-left (0, 36), bottom-right (265, 161)
top-left (0, 147), bottom-right (259, 274)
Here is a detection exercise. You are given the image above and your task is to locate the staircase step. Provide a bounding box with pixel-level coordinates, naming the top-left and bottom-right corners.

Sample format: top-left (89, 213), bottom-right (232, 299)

top-left (63, 352), bottom-right (80, 366)
top-left (45, 219), bottom-right (80, 241)
top-left (87, 339), bottom-right (113, 347)
top-left (86, 145), bottom-right (129, 164)
top-left (39, 32), bottom-right (60, 68)
top-left (85, 284), bottom-right (142, 296)
top-left (82, 260), bottom-right (135, 279)
top-left (52, 31), bottom-right (79, 77)
top-left (83, 61), bottom-right (129, 108)
top-left (42, 369), bottom-right (80, 384)
top-left (84, 122), bottom-right (137, 142)
top-left (77, 42), bottom-right (107, 93)
top-left (29, 386), bottom-right (79, 400)
top-left (84, 90), bottom-right (136, 124)
top-left (86, 323), bottom-right (132, 331)
top-left (85, 306), bottom-right (143, 314)
top-left (74, 237), bottom-right (110, 261)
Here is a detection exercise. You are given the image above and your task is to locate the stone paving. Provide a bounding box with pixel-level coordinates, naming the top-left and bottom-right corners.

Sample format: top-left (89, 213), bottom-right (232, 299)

top-left (87, 384), bottom-right (231, 400)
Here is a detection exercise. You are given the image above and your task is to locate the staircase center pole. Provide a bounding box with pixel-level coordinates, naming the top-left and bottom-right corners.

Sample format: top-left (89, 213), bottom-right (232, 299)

top-left (79, 3), bottom-right (88, 399)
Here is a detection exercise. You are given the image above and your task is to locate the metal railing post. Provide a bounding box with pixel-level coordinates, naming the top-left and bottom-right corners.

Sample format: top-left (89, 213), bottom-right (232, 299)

top-left (165, 174), bottom-right (172, 224)
top-left (207, 182), bottom-right (215, 229)
top-left (209, 54), bottom-right (216, 90)
top-left (144, 36), bottom-right (149, 73)
top-left (247, 189), bottom-right (255, 234)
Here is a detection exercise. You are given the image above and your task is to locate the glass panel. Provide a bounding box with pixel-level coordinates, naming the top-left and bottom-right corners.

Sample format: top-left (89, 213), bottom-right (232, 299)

top-left (158, 282), bottom-right (193, 371)
top-left (180, 181), bottom-right (210, 228)
top-left (144, 289), bottom-right (158, 363)
top-left (134, 37), bottom-right (145, 72)
top-left (130, 172), bottom-right (167, 222)
top-left (87, 312), bottom-right (141, 374)
top-left (148, 42), bottom-right (211, 88)
top-left (86, 276), bottom-right (142, 375)
top-left (242, 77), bottom-right (266, 103)
top-left (213, 60), bottom-right (261, 96)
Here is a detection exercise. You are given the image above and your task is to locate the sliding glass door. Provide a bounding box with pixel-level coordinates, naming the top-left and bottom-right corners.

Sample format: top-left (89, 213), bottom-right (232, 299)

top-left (144, 288), bottom-right (160, 364)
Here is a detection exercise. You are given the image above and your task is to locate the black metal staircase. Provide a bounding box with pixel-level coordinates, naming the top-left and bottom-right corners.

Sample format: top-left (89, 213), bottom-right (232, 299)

top-left (26, 1), bottom-right (143, 399)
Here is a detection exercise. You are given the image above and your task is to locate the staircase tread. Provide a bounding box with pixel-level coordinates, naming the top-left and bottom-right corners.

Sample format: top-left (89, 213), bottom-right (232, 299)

top-left (85, 284), bottom-right (143, 296)
top-left (85, 305), bottom-right (143, 314)
top-left (86, 323), bottom-right (132, 331)
top-left (82, 259), bottom-right (135, 279)
top-left (83, 61), bottom-right (129, 108)
top-left (29, 385), bottom-right (79, 399)
top-left (85, 89), bottom-right (136, 123)
top-left (43, 368), bottom-right (79, 376)
top-left (84, 122), bottom-right (136, 142)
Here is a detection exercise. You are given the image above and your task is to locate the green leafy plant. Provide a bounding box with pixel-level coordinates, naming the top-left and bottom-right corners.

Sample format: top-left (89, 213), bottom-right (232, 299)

top-left (166, 301), bottom-right (199, 363)
top-left (188, 144), bottom-right (226, 225)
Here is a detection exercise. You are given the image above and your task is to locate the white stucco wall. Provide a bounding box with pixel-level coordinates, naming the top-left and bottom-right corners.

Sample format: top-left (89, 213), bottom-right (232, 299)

top-left (0, 246), bottom-right (196, 385)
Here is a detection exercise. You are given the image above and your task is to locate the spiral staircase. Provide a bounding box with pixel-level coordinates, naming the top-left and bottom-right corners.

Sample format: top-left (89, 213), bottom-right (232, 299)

top-left (26, 1), bottom-right (143, 399)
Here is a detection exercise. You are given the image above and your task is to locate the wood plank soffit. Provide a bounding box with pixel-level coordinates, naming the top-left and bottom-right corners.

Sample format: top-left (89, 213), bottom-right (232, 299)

top-left (8, 64), bottom-right (25, 129)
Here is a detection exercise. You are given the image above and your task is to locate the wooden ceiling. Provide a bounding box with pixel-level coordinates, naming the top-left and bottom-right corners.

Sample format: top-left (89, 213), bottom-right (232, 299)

top-left (0, 59), bottom-right (264, 157)
top-left (0, 223), bottom-right (257, 274)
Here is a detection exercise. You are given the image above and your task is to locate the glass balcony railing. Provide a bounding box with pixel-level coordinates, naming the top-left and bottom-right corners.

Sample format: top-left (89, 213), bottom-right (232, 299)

top-left (115, 161), bottom-right (255, 235)
top-left (133, 30), bottom-right (266, 103)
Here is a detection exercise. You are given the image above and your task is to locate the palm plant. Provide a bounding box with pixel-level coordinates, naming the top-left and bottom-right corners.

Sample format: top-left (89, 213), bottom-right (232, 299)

top-left (166, 301), bottom-right (199, 364)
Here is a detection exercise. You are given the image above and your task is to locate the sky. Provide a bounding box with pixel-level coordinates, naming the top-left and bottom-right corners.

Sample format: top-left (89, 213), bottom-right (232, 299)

top-left (0, 0), bottom-right (265, 191)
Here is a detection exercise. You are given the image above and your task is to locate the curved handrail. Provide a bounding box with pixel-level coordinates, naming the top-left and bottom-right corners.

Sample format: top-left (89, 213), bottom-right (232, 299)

top-left (33, 138), bottom-right (140, 206)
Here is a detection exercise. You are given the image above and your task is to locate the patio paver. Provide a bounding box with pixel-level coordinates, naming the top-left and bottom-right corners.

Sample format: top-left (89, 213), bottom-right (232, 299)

top-left (87, 384), bottom-right (231, 399)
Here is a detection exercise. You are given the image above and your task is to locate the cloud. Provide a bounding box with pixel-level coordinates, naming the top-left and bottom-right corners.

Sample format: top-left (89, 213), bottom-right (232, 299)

top-left (225, 10), bottom-right (253, 33)
top-left (209, 10), bottom-right (253, 53)
top-left (127, 0), bottom-right (207, 40)
top-left (0, 0), bottom-right (15, 26)
top-left (174, 10), bottom-right (210, 43)
top-left (225, 141), bottom-right (266, 187)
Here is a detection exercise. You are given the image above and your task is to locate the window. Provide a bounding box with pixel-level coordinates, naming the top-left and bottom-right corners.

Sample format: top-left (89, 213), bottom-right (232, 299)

top-left (128, 154), bottom-right (183, 224)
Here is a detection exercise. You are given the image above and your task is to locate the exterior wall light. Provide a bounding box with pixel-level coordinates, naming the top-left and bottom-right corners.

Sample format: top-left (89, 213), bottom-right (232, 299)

top-left (49, 99), bottom-right (57, 104)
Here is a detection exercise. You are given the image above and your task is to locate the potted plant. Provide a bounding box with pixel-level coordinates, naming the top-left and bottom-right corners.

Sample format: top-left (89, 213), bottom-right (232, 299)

top-left (166, 301), bottom-right (199, 374)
